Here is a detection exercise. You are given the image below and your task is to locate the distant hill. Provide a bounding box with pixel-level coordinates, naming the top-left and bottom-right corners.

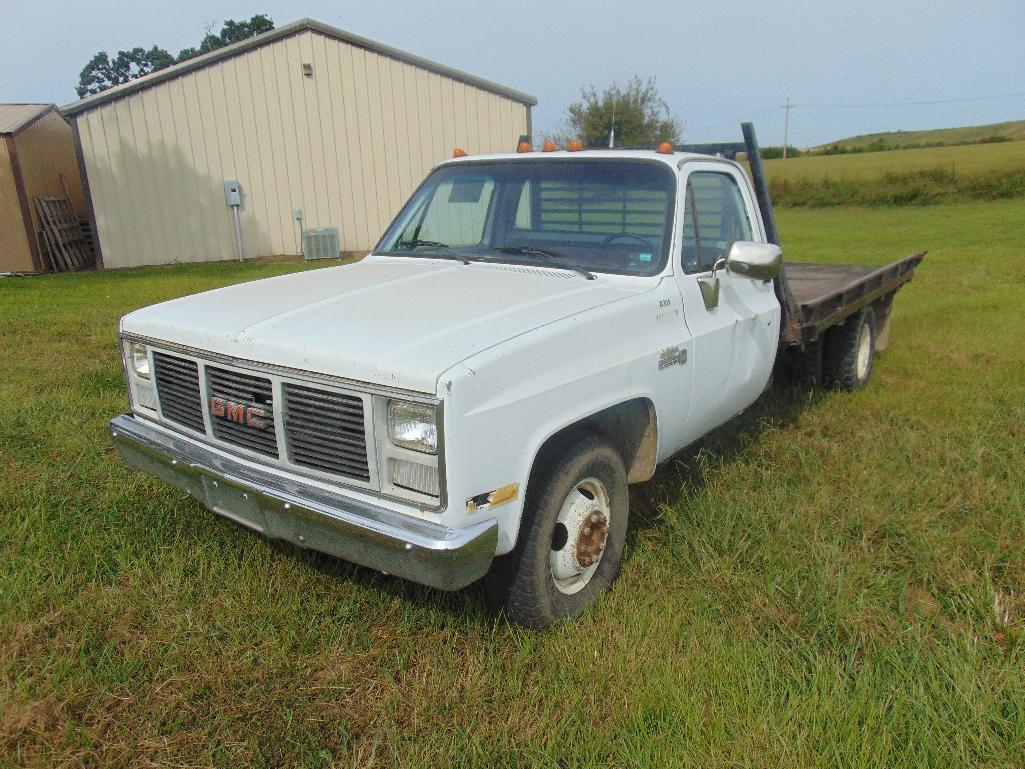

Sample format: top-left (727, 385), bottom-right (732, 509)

top-left (815, 120), bottom-right (1025, 151)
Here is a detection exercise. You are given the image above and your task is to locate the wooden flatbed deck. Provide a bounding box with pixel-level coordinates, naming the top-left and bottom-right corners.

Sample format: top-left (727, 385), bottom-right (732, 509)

top-left (782, 253), bottom-right (925, 342)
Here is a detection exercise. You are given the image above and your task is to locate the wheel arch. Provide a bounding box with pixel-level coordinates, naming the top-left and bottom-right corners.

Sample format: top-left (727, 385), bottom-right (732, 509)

top-left (528, 397), bottom-right (659, 491)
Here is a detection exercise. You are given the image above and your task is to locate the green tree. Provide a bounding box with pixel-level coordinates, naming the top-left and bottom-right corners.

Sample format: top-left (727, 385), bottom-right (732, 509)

top-left (77, 15), bottom-right (275, 95)
top-left (179, 14), bottom-right (275, 61)
top-left (566, 77), bottom-right (681, 149)
top-left (76, 46), bottom-right (176, 97)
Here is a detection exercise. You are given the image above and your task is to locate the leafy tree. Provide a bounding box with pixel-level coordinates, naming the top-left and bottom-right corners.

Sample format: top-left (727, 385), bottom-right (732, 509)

top-left (219, 15), bottom-right (275, 46)
top-left (180, 14), bottom-right (275, 60)
top-left (77, 15), bottom-right (275, 95)
top-left (565, 76), bottom-right (681, 149)
top-left (77, 46), bottom-right (176, 97)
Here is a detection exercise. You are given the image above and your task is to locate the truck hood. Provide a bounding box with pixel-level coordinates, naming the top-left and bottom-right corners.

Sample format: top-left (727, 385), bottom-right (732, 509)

top-left (121, 257), bottom-right (642, 393)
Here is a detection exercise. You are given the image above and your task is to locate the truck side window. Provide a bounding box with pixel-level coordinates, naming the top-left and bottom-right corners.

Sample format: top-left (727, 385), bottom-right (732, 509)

top-left (681, 172), bottom-right (752, 273)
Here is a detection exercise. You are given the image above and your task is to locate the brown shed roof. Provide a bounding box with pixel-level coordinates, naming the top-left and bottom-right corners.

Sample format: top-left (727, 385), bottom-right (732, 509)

top-left (0, 104), bottom-right (55, 135)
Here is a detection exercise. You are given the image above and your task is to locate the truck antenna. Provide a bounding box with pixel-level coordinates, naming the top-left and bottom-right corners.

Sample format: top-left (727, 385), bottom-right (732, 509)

top-left (609, 0), bottom-right (626, 148)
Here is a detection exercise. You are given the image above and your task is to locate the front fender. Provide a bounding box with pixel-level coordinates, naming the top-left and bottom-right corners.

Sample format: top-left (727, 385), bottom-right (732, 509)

top-left (437, 288), bottom-right (688, 554)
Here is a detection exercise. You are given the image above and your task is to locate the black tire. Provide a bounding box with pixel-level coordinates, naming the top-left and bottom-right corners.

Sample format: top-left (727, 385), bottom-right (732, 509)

top-left (484, 432), bottom-right (629, 629)
top-left (823, 307), bottom-right (876, 391)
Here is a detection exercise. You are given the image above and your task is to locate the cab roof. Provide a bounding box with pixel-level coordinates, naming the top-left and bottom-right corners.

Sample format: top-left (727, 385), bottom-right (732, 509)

top-left (441, 149), bottom-right (732, 169)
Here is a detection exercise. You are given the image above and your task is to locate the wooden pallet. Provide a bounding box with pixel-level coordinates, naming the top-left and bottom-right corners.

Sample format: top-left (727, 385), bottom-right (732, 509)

top-left (34, 197), bottom-right (94, 272)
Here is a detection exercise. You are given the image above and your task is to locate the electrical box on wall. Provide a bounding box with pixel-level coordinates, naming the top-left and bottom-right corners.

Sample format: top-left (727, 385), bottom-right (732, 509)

top-left (223, 180), bottom-right (241, 207)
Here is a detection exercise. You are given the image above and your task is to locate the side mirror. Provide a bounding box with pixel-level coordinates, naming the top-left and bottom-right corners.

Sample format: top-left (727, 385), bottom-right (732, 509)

top-left (725, 241), bottom-right (783, 281)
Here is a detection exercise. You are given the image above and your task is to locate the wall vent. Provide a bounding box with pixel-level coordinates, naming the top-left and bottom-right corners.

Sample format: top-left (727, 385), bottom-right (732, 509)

top-left (303, 227), bottom-right (340, 260)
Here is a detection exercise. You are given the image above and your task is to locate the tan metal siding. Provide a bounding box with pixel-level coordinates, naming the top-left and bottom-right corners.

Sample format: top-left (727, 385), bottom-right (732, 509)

top-left (75, 29), bottom-right (530, 269)
top-left (0, 138), bottom-right (33, 271)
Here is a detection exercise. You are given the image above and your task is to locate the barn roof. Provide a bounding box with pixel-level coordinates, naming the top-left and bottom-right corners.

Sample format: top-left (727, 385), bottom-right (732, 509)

top-left (0, 104), bottom-right (55, 135)
top-left (62, 18), bottom-right (537, 118)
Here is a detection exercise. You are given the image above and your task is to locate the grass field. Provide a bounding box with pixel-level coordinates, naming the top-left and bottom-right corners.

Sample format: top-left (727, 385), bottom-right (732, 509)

top-left (764, 139), bottom-right (1025, 183)
top-left (761, 141), bottom-right (1025, 207)
top-left (815, 119), bottom-right (1025, 151)
top-left (2, 200), bottom-right (1024, 767)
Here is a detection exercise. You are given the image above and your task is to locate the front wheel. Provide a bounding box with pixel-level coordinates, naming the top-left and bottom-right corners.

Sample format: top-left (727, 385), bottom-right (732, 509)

top-left (484, 433), bottom-right (629, 629)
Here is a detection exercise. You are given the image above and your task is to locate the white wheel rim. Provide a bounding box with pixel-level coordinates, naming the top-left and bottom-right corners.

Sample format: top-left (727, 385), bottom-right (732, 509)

top-left (856, 322), bottom-right (872, 380)
top-left (549, 477), bottom-right (611, 595)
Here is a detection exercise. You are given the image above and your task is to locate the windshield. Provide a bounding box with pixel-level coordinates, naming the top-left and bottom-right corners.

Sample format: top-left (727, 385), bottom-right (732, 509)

top-left (376, 160), bottom-right (676, 277)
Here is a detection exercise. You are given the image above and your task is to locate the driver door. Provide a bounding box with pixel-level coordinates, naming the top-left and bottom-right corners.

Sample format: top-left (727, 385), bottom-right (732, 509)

top-left (673, 164), bottom-right (780, 438)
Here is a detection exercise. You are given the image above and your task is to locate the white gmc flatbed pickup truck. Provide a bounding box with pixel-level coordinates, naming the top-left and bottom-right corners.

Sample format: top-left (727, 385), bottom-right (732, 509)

top-left (111, 124), bottom-right (922, 628)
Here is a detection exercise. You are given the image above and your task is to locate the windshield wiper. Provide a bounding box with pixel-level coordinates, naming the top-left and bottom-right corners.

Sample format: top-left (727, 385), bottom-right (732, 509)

top-left (494, 246), bottom-right (596, 280)
top-left (397, 238), bottom-right (451, 250)
top-left (394, 238), bottom-right (472, 265)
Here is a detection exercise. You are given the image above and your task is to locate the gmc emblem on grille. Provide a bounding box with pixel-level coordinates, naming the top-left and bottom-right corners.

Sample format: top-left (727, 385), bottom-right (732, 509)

top-left (209, 397), bottom-right (270, 430)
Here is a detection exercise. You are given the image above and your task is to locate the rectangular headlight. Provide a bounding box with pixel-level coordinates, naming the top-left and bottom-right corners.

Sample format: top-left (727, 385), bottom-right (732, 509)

top-left (387, 400), bottom-right (438, 454)
top-left (130, 342), bottom-right (150, 379)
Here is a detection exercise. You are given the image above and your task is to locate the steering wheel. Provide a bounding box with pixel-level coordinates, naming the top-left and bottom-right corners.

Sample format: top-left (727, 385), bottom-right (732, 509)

top-left (601, 232), bottom-right (652, 249)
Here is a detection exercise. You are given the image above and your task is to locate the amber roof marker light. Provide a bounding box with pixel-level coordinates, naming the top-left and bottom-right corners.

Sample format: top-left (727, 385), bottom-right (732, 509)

top-left (541, 140), bottom-right (557, 152)
top-left (567, 139), bottom-right (584, 152)
top-left (452, 148), bottom-right (468, 158)
top-left (656, 141), bottom-right (674, 154)
top-left (517, 141), bottom-right (533, 153)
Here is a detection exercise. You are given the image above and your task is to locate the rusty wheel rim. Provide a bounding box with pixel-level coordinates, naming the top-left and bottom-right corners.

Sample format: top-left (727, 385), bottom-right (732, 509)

top-left (549, 477), bottom-right (611, 595)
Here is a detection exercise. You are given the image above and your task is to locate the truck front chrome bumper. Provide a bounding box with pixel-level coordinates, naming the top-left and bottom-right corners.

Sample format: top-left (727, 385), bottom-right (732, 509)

top-left (109, 414), bottom-right (497, 591)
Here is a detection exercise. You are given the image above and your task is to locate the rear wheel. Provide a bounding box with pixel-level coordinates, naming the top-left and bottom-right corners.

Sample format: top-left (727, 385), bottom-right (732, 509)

top-left (484, 433), bottom-right (629, 629)
top-left (824, 307), bottom-right (876, 391)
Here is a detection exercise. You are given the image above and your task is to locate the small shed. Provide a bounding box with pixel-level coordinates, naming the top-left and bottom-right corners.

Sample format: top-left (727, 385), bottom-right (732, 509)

top-left (63, 18), bottom-right (537, 269)
top-left (0, 104), bottom-right (86, 272)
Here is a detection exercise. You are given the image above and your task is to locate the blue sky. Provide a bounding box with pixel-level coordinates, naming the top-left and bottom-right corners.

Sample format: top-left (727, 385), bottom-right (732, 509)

top-left (2, 0), bottom-right (1023, 147)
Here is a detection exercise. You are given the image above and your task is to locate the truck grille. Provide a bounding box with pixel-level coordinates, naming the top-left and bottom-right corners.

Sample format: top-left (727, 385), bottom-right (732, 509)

top-left (153, 352), bottom-right (204, 432)
top-left (147, 348), bottom-right (374, 486)
top-left (207, 366), bottom-right (278, 457)
top-left (283, 383), bottom-right (369, 481)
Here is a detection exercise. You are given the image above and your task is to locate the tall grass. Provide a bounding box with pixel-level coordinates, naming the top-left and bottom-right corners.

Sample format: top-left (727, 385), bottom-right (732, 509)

top-left (771, 166), bottom-right (1025, 207)
top-left (764, 139), bottom-right (1025, 182)
top-left (757, 140), bottom-right (1025, 207)
top-left (2, 202), bottom-right (1024, 767)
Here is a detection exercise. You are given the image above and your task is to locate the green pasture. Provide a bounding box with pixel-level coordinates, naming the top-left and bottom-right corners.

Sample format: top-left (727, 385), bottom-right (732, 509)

top-left (1, 200), bottom-right (1023, 767)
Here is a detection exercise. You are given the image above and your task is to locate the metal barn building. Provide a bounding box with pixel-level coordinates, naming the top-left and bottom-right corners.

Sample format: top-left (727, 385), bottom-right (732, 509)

top-left (0, 104), bottom-right (86, 272)
top-left (62, 18), bottom-right (536, 269)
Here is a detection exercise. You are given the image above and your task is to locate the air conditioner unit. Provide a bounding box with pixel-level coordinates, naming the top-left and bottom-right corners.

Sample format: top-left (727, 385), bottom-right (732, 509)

top-left (303, 227), bottom-right (340, 261)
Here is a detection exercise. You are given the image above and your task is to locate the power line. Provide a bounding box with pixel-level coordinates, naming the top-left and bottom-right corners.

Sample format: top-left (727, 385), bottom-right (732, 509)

top-left (798, 91), bottom-right (1025, 109)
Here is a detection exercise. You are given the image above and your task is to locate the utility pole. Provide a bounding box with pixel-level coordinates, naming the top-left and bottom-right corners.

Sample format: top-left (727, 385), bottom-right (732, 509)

top-left (781, 97), bottom-right (794, 159)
